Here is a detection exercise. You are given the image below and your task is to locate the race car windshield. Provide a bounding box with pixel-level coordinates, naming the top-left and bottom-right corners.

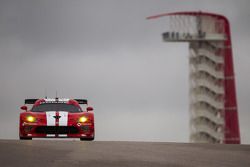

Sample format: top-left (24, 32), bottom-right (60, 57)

top-left (31, 103), bottom-right (82, 112)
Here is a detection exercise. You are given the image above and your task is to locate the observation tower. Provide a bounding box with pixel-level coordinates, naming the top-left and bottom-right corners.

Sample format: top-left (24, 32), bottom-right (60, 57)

top-left (147, 12), bottom-right (240, 144)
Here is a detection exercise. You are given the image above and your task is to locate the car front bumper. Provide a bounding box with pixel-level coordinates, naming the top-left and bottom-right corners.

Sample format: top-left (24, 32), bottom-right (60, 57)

top-left (19, 122), bottom-right (94, 138)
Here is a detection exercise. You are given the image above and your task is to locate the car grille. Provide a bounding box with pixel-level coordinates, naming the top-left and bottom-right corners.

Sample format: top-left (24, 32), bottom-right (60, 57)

top-left (35, 126), bottom-right (79, 134)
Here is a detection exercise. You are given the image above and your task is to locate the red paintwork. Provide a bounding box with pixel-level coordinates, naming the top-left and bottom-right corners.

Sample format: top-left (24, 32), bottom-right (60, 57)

top-left (221, 17), bottom-right (240, 144)
top-left (33, 99), bottom-right (46, 107)
top-left (148, 11), bottom-right (241, 144)
top-left (67, 99), bottom-right (83, 108)
top-left (19, 99), bottom-right (95, 140)
top-left (147, 11), bottom-right (227, 20)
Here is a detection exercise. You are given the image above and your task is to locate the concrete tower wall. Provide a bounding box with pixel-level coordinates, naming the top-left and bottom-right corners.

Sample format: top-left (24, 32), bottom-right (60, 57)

top-left (189, 41), bottom-right (225, 143)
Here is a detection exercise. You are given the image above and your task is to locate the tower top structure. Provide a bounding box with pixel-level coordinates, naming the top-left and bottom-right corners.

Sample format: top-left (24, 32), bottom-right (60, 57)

top-left (147, 11), bottom-right (230, 42)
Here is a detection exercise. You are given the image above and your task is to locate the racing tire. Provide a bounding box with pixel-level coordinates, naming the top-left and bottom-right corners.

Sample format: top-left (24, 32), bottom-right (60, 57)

top-left (19, 137), bottom-right (32, 140)
top-left (80, 137), bottom-right (94, 141)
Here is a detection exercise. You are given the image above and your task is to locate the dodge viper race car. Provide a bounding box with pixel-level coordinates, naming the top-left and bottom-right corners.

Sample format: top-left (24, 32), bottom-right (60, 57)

top-left (19, 98), bottom-right (94, 141)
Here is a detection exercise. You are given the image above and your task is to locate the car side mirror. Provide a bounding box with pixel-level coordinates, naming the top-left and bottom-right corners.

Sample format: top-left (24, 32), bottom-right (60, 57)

top-left (87, 106), bottom-right (93, 112)
top-left (20, 105), bottom-right (28, 111)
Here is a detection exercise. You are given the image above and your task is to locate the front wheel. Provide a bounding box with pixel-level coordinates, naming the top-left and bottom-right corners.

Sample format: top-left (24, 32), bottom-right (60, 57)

top-left (80, 137), bottom-right (94, 141)
top-left (19, 137), bottom-right (32, 140)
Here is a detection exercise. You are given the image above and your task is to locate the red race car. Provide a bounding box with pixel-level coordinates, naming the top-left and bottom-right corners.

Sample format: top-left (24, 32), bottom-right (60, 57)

top-left (19, 98), bottom-right (95, 141)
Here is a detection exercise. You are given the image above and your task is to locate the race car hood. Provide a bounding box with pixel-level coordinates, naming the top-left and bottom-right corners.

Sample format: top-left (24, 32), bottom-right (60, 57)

top-left (45, 111), bottom-right (68, 126)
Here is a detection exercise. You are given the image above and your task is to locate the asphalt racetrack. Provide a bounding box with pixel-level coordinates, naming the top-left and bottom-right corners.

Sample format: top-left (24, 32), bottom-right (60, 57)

top-left (0, 140), bottom-right (249, 167)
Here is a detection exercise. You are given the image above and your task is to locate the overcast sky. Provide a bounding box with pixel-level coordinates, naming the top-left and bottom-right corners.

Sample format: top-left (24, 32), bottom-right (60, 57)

top-left (0, 0), bottom-right (250, 143)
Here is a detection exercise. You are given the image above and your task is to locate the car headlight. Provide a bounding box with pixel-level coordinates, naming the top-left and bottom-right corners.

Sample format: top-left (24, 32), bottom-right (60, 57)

top-left (26, 116), bottom-right (36, 122)
top-left (79, 116), bottom-right (88, 123)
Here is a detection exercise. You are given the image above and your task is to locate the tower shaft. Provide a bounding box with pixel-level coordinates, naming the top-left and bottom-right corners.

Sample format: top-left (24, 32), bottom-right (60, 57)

top-left (148, 11), bottom-right (240, 143)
